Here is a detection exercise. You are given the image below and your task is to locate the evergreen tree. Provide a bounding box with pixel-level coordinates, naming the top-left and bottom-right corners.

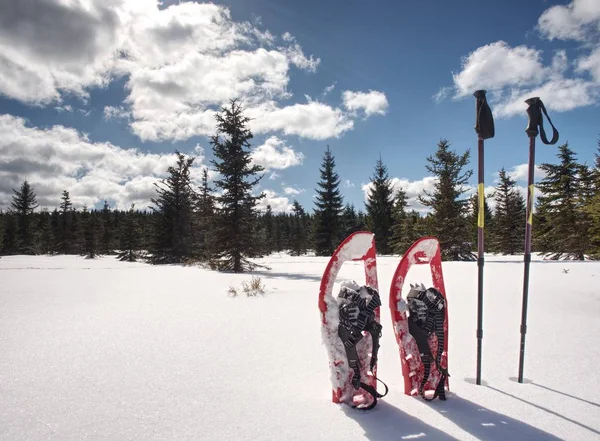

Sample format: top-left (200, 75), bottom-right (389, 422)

top-left (149, 151), bottom-right (198, 263)
top-left (491, 168), bottom-right (525, 254)
top-left (1, 213), bottom-right (17, 255)
top-left (390, 186), bottom-right (412, 255)
top-left (118, 204), bottom-right (141, 262)
top-left (419, 139), bottom-right (475, 260)
top-left (263, 205), bottom-right (274, 255)
top-left (82, 207), bottom-right (101, 259)
top-left (100, 200), bottom-right (114, 254)
top-left (535, 143), bottom-right (587, 259)
top-left (418, 139), bottom-right (474, 260)
top-left (209, 100), bottom-right (265, 272)
top-left (58, 190), bottom-right (74, 254)
top-left (197, 168), bottom-right (215, 259)
top-left (290, 200), bottom-right (307, 256)
top-left (341, 203), bottom-right (363, 238)
top-left (365, 157), bottom-right (395, 254)
top-left (313, 145), bottom-right (344, 256)
top-left (38, 209), bottom-right (55, 254)
top-left (10, 180), bottom-right (39, 254)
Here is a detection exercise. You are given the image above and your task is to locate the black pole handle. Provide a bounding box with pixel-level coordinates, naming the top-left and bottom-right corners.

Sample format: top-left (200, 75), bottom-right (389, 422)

top-left (525, 97), bottom-right (559, 144)
top-left (474, 90), bottom-right (495, 140)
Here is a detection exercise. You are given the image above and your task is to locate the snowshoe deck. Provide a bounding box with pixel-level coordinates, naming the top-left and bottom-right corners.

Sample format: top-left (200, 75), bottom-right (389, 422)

top-left (389, 236), bottom-right (450, 399)
top-left (319, 231), bottom-right (381, 408)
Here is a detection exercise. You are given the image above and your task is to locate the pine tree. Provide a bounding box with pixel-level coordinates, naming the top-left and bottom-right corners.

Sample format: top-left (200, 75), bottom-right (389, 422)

top-left (149, 151), bottom-right (198, 263)
top-left (418, 139), bottom-right (474, 260)
top-left (10, 180), bottom-right (39, 254)
top-left (197, 168), bottom-right (215, 260)
top-left (491, 168), bottom-right (525, 254)
top-left (365, 157), bottom-right (395, 254)
top-left (118, 204), bottom-right (141, 262)
top-left (38, 209), bottom-right (55, 254)
top-left (209, 100), bottom-right (265, 272)
top-left (390, 186), bottom-right (412, 255)
top-left (341, 203), bottom-right (363, 238)
top-left (313, 145), bottom-right (344, 256)
top-left (290, 200), bottom-right (307, 256)
top-left (535, 143), bottom-right (587, 259)
top-left (58, 190), bottom-right (73, 254)
top-left (100, 200), bottom-right (114, 255)
top-left (1, 213), bottom-right (17, 255)
top-left (263, 205), bottom-right (274, 255)
top-left (82, 207), bottom-right (101, 259)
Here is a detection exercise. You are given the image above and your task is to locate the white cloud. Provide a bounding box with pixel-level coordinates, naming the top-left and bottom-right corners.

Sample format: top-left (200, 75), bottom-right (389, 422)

top-left (257, 189), bottom-right (292, 213)
top-left (362, 176), bottom-right (438, 214)
top-left (104, 105), bottom-right (131, 121)
top-left (283, 186), bottom-right (304, 195)
top-left (503, 163), bottom-right (547, 183)
top-left (451, 41), bottom-right (549, 98)
top-left (0, 1), bottom-right (386, 142)
top-left (537, 0), bottom-right (600, 42)
top-left (344, 180), bottom-right (355, 188)
top-left (251, 136), bottom-right (304, 170)
top-left (269, 171), bottom-right (280, 180)
top-left (577, 47), bottom-right (600, 81)
top-left (0, 114), bottom-right (207, 211)
top-left (342, 90), bottom-right (389, 116)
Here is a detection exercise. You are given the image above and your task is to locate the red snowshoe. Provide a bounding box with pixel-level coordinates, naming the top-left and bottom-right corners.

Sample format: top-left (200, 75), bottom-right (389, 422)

top-left (389, 236), bottom-right (450, 401)
top-left (319, 231), bottom-right (387, 410)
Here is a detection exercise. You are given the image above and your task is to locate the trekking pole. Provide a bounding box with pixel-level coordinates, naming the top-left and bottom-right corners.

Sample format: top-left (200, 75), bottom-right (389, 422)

top-left (518, 97), bottom-right (559, 383)
top-left (473, 90), bottom-right (494, 386)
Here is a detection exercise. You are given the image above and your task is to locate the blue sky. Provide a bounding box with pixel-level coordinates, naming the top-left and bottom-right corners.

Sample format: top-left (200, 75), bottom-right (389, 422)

top-left (0, 0), bottom-right (599, 213)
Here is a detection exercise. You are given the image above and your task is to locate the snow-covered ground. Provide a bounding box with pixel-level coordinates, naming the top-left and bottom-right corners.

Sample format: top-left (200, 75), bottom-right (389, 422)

top-left (1, 252), bottom-right (599, 441)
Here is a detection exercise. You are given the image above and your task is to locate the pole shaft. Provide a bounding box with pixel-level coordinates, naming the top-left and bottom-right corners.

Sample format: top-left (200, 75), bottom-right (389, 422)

top-left (476, 137), bottom-right (484, 385)
top-left (518, 137), bottom-right (536, 383)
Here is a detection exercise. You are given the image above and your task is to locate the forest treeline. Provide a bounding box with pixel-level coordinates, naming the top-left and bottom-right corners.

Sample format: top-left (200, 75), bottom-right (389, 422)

top-left (1, 100), bottom-right (599, 270)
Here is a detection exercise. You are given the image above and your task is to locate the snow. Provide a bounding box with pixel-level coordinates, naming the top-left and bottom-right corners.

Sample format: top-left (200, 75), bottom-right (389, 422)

top-left (1, 252), bottom-right (600, 440)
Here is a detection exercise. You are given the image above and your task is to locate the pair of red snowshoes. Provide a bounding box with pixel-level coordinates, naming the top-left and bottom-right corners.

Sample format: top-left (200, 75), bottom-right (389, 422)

top-left (318, 231), bottom-right (449, 410)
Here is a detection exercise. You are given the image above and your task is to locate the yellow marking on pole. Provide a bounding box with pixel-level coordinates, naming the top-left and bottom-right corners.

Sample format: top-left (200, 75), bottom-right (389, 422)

top-left (528, 184), bottom-right (534, 225)
top-left (478, 183), bottom-right (484, 228)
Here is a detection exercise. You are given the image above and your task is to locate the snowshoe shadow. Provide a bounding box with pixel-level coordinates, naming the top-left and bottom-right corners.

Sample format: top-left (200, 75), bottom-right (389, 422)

top-left (343, 400), bottom-right (460, 441)
top-left (429, 392), bottom-right (565, 441)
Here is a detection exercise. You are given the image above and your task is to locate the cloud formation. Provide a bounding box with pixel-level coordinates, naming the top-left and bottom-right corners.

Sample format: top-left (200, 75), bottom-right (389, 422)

top-left (0, 0), bottom-right (387, 142)
top-left (0, 114), bottom-right (206, 211)
top-left (438, 0), bottom-right (600, 117)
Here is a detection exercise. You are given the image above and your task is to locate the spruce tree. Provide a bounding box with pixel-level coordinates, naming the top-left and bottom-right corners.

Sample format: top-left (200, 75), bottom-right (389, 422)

top-left (492, 168), bottom-right (525, 254)
top-left (38, 209), bottom-right (55, 254)
top-left (313, 145), bottom-right (344, 256)
top-left (82, 207), bottom-right (101, 259)
top-left (365, 157), bottom-right (395, 254)
top-left (341, 203), bottom-right (363, 238)
top-left (390, 186), bottom-right (413, 255)
top-left (263, 205), bottom-right (274, 255)
top-left (535, 143), bottom-right (587, 259)
top-left (10, 180), bottom-right (39, 254)
top-left (418, 139), bottom-right (474, 260)
top-left (209, 100), bottom-right (265, 272)
top-left (290, 200), bottom-right (307, 256)
top-left (58, 190), bottom-right (74, 254)
top-left (1, 213), bottom-right (17, 255)
top-left (197, 168), bottom-right (215, 260)
top-left (118, 204), bottom-right (141, 262)
top-left (100, 200), bottom-right (114, 255)
top-left (149, 151), bottom-right (198, 263)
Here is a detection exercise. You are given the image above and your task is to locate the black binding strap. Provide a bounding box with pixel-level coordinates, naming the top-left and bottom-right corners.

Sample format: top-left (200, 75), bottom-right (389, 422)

top-left (407, 288), bottom-right (449, 401)
top-left (353, 378), bottom-right (389, 411)
top-left (525, 97), bottom-right (559, 145)
top-left (474, 90), bottom-right (495, 140)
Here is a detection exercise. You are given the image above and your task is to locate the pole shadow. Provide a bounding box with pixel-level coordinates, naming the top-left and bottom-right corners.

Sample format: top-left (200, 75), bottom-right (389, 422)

top-left (486, 385), bottom-right (600, 437)
top-left (508, 377), bottom-right (600, 409)
top-left (427, 392), bottom-right (565, 441)
top-left (343, 400), bottom-right (460, 441)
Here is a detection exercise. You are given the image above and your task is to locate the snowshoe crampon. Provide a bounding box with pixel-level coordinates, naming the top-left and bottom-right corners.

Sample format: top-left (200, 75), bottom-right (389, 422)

top-left (389, 236), bottom-right (450, 401)
top-left (319, 231), bottom-right (387, 410)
